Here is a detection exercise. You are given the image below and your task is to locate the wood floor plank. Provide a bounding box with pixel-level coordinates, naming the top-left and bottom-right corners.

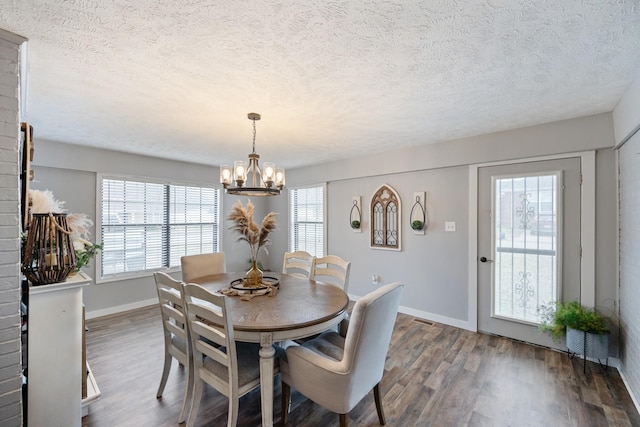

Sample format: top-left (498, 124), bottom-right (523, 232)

top-left (82, 304), bottom-right (640, 427)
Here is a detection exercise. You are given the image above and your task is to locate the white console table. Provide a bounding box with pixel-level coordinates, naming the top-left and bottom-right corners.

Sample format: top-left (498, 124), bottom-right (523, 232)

top-left (28, 272), bottom-right (100, 427)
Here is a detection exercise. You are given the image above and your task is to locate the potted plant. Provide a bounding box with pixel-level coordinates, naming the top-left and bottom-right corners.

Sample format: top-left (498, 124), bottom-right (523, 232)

top-left (350, 220), bottom-right (360, 230)
top-left (74, 242), bottom-right (103, 272)
top-left (411, 220), bottom-right (424, 231)
top-left (538, 300), bottom-right (610, 359)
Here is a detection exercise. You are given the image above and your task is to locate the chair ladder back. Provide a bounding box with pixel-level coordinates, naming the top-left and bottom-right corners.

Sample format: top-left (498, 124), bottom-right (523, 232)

top-left (314, 255), bottom-right (351, 291)
top-left (182, 283), bottom-right (237, 380)
top-left (283, 251), bottom-right (316, 279)
top-left (153, 272), bottom-right (191, 424)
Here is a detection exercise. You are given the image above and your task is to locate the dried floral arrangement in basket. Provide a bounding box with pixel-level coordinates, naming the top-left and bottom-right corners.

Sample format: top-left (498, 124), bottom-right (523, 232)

top-left (22, 189), bottom-right (102, 285)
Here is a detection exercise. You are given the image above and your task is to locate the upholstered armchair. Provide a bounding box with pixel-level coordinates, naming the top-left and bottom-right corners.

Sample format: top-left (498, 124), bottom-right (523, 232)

top-left (280, 282), bottom-right (404, 426)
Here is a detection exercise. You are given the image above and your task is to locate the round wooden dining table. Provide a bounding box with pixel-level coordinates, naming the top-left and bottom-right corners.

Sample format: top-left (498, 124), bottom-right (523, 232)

top-left (191, 272), bottom-right (349, 427)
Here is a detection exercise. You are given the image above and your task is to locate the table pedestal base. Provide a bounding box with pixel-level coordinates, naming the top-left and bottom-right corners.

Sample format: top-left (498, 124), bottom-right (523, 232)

top-left (259, 332), bottom-right (275, 427)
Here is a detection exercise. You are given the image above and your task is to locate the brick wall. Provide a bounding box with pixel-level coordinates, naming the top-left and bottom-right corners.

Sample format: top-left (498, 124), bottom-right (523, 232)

top-left (0, 31), bottom-right (24, 426)
top-left (620, 130), bottom-right (640, 403)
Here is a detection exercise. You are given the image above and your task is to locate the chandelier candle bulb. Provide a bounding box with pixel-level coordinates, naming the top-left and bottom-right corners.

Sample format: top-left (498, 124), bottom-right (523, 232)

top-left (233, 160), bottom-right (247, 185)
top-left (263, 162), bottom-right (275, 186)
top-left (220, 165), bottom-right (233, 186)
top-left (275, 168), bottom-right (285, 188)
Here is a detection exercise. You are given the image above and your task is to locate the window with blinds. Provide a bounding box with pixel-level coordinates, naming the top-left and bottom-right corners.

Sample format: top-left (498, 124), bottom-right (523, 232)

top-left (289, 185), bottom-right (325, 257)
top-left (100, 177), bottom-right (220, 279)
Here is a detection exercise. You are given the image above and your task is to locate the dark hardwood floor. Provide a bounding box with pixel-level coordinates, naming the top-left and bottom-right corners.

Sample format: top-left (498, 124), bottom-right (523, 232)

top-left (82, 304), bottom-right (640, 427)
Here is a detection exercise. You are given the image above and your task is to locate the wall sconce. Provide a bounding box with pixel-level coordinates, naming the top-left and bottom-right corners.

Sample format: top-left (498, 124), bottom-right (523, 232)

top-left (350, 196), bottom-right (362, 232)
top-left (410, 192), bottom-right (427, 235)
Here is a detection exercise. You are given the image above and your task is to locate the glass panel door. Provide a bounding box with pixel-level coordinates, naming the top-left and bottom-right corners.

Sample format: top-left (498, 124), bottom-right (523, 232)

top-left (478, 157), bottom-right (580, 349)
top-left (493, 173), bottom-right (561, 324)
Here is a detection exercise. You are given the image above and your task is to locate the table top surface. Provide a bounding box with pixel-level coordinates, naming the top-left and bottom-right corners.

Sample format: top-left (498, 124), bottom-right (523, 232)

top-left (191, 272), bottom-right (349, 332)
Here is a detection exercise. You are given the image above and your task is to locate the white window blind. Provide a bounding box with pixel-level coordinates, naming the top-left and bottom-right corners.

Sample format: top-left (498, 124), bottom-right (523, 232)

top-left (100, 177), bottom-right (219, 278)
top-left (289, 185), bottom-right (325, 257)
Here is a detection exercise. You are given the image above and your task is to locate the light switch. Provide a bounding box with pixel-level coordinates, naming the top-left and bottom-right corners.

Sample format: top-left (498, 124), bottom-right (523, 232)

top-left (445, 221), bottom-right (456, 232)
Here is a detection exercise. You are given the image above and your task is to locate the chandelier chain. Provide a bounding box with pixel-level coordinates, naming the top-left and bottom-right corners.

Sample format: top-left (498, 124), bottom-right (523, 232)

top-left (252, 117), bottom-right (257, 154)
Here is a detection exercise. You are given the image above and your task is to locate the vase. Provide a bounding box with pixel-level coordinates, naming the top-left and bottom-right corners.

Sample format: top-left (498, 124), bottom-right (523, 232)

top-left (245, 258), bottom-right (263, 288)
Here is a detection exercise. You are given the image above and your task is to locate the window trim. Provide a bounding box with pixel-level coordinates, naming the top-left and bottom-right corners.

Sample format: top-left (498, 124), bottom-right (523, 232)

top-left (96, 173), bottom-right (221, 283)
top-left (287, 183), bottom-right (327, 257)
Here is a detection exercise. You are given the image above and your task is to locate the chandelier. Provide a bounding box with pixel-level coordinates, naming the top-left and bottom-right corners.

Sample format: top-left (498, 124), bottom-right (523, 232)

top-left (220, 113), bottom-right (285, 196)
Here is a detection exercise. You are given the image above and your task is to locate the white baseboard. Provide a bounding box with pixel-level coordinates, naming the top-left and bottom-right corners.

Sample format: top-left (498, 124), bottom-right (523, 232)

top-left (85, 298), bottom-right (157, 319)
top-left (618, 365), bottom-right (640, 415)
top-left (347, 293), bottom-right (474, 331)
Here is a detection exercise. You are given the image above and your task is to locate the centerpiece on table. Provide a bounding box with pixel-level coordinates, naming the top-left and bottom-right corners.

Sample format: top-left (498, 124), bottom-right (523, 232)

top-left (228, 200), bottom-right (277, 288)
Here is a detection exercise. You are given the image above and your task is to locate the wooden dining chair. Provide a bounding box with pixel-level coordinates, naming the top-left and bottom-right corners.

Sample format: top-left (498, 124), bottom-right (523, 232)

top-left (292, 255), bottom-right (351, 344)
top-left (282, 251), bottom-right (316, 279)
top-left (313, 255), bottom-right (351, 292)
top-left (153, 272), bottom-right (191, 424)
top-left (280, 282), bottom-right (404, 427)
top-left (180, 252), bottom-right (226, 282)
top-left (181, 282), bottom-right (282, 427)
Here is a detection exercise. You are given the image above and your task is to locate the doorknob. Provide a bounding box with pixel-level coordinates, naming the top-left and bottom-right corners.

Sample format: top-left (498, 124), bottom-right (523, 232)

top-left (480, 256), bottom-right (493, 263)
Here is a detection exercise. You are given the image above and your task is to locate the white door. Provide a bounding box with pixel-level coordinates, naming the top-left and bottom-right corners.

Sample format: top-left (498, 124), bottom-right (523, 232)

top-left (477, 157), bottom-right (581, 348)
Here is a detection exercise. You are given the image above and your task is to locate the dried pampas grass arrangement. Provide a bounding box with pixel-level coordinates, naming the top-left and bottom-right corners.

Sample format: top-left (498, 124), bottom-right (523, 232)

top-left (29, 189), bottom-right (65, 214)
top-left (26, 189), bottom-right (102, 272)
top-left (228, 200), bottom-right (278, 261)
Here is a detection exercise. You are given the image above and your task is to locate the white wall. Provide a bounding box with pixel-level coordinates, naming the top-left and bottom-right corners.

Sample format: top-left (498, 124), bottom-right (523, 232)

top-left (0, 29), bottom-right (26, 426)
top-left (32, 113), bottom-right (619, 337)
top-left (614, 65), bottom-right (640, 408)
top-left (613, 70), bottom-right (640, 145)
top-left (285, 113), bottom-right (614, 186)
top-left (266, 113), bottom-right (618, 331)
top-left (619, 130), bottom-right (640, 408)
top-left (30, 140), bottom-right (271, 316)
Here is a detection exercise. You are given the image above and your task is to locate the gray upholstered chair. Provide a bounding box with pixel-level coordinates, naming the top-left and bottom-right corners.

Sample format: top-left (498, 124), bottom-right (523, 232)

top-left (181, 282), bottom-right (281, 427)
top-left (313, 255), bottom-right (351, 292)
top-left (280, 282), bottom-right (404, 427)
top-left (153, 272), bottom-right (191, 424)
top-left (282, 251), bottom-right (316, 279)
top-left (180, 252), bottom-right (226, 283)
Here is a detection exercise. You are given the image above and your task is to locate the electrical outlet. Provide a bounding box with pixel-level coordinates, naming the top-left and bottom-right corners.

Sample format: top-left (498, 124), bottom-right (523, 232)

top-left (445, 221), bottom-right (456, 232)
top-left (372, 274), bottom-right (380, 285)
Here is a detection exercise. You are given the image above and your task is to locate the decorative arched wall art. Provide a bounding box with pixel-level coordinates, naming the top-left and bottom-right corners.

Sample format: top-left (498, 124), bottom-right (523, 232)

top-left (370, 184), bottom-right (401, 251)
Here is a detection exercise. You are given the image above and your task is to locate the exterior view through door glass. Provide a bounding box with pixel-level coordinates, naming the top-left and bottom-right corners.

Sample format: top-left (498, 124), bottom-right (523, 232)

top-left (478, 158), bottom-right (581, 348)
top-left (493, 173), bottom-right (559, 323)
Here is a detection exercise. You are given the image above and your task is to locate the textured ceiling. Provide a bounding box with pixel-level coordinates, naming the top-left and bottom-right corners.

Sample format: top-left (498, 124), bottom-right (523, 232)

top-left (1, 1), bottom-right (639, 169)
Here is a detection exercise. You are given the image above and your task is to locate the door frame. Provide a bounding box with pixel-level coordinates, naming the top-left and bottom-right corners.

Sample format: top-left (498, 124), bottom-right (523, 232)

top-left (468, 151), bottom-right (596, 332)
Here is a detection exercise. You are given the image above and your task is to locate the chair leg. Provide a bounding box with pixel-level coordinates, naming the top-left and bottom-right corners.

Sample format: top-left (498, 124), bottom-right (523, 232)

top-left (281, 381), bottom-right (291, 425)
top-left (177, 359), bottom-right (193, 424)
top-left (339, 413), bottom-right (349, 427)
top-left (228, 391), bottom-right (239, 427)
top-left (156, 352), bottom-right (172, 398)
top-left (185, 378), bottom-right (204, 427)
top-left (373, 383), bottom-right (386, 425)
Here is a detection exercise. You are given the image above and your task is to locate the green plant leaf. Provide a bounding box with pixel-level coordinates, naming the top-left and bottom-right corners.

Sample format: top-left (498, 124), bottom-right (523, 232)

top-left (537, 300), bottom-right (609, 343)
